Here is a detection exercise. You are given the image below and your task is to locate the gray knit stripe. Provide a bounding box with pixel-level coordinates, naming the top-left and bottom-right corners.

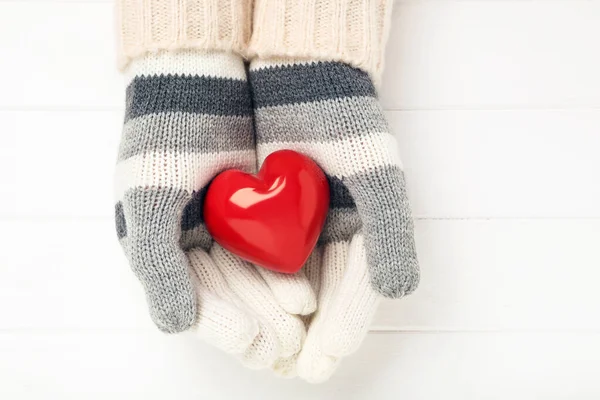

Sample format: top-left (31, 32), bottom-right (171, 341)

top-left (119, 186), bottom-right (197, 333)
top-left (118, 113), bottom-right (254, 161)
top-left (249, 62), bottom-right (376, 108)
top-left (118, 194), bottom-right (213, 250)
top-left (253, 97), bottom-right (389, 144)
top-left (125, 74), bottom-right (252, 122)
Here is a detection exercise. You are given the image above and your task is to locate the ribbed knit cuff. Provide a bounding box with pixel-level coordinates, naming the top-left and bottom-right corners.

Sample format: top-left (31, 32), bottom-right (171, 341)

top-left (116, 0), bottom-right (252, 70)
top-left (247, 0), bottom-right (394, 83)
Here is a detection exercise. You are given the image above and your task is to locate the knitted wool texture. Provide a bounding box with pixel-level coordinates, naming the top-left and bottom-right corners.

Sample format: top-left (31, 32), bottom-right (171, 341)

top-left (115, 50), bottom-right (255, 333)
top-left (115, 0), bottom-right (392, 80)
top-left (116, 0), bottom-right (252, 69)
top-left (248, 0), bottom-right (393, 82)
top-left (115, 50), bottom-right (316, 369)
top-left (249, 58), bottom-right (420, 382)
top-left (249, 59), bottom-right (419, 298)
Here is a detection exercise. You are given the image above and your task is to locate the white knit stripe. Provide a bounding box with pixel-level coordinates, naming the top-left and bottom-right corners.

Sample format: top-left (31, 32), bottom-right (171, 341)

top-left (296, 241), bottom-right (348, 383)
top-left (319, 234), bottom-right (380, 357)
top-left (249, 57), bottom-right (317, 71)
top-left (256, 131), bottom-right (402, 178)
top-left (255, 268), bottom-right (317, 316)
top-left (114, 149), bottom-right (256, 202)
top-left (125, 49), bottom-right (248, 86)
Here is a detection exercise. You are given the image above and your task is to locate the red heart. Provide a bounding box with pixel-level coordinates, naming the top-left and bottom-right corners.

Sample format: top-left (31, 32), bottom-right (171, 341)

top-left (204, 150), bottom-right (330, 274)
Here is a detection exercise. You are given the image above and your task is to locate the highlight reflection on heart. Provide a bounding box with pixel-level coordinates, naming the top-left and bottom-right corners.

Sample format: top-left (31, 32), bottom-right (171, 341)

top-left (229, 177), bottom-right (287, 209)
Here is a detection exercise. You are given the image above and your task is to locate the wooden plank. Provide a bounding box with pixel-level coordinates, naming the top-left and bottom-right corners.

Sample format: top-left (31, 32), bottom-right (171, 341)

top-left (0, 331), bottom-right (598, 398)
top-left (0, 111), bottom-right (121, 218)
top-left (390, 109), bottom-right (600, 218)
top-left (0, 219), bottom-right (151, 330)
top-left (374, 218), bottom-right (600, 331)
top-left (0, 2), bottom-right (122, 109)
top-left (1, 1), bottom-right (600, 109)
top-left (1, 218), bottom-right (599, 331)
top-left (381, 0), bottom-right (600, 109)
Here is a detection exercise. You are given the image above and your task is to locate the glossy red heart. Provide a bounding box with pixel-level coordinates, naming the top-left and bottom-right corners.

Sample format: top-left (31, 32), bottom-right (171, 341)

top-left (204, 150), bottom-right (330, 274)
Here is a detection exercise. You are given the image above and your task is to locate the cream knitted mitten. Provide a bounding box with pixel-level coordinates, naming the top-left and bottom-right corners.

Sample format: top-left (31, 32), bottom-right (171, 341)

top-left (248, 58), bottom-right (420, 382)
top-left (115, 50), bottom-right (316, 367)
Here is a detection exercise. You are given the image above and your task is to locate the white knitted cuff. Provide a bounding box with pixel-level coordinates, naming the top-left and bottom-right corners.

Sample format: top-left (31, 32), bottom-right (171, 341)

top-left (116, 0), bottom-right (252, 70)
top-left (247, 0), bottom-right (394, 83)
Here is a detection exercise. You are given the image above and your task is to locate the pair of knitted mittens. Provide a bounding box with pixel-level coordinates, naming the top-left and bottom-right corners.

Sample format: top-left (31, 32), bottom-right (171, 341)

top-left (115, 0), bottom-right (418, 383)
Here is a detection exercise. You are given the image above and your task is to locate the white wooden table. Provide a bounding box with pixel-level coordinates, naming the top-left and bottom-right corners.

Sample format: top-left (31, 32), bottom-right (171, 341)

top-left (1, 1), bottom-right (599, 398)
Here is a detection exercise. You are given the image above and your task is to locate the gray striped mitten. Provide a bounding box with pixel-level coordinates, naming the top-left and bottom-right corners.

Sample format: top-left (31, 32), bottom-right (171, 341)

top-left (249, 58), bottom-right (420, 382)
top-left (114, 50), bottom-right (256, 333)
top-left (114, 50), bottom-right (315, 369)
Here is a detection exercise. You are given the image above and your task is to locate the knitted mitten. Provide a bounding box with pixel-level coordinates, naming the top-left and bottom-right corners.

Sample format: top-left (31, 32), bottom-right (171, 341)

top-left (246, 0), bottom-right (418, 382)
top-left (115, 49), bottom-right (316, 368)
top-left (248, 57), bottom-right (419, 381)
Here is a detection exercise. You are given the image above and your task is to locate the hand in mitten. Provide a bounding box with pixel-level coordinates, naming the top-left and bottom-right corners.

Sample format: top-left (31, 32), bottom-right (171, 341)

top-left (115, 50), bottom-right (316, 368)
top-left (249, 58), bottom-right (420, 382)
